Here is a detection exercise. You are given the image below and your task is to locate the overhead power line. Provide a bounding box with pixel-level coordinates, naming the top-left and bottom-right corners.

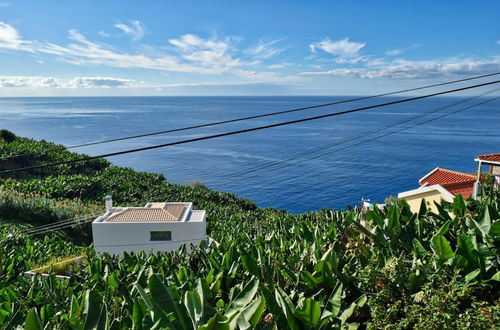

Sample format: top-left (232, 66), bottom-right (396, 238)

top-left (22, 89), bottom-right (497, 238)
top-left (0, 213), bottom-right (102, 242)
top-left (205, 87), bottom-right (500, 184)
top-left (1, 72), bottom-right (500, 162)
top-left (23, 216), bottom-right (96, 237)
top-left (245, 94), bottom-right (500, 185)
top-left (1, 78), bottom-right (499, 175)
top-left (22, 213), bottom-right (101, 236)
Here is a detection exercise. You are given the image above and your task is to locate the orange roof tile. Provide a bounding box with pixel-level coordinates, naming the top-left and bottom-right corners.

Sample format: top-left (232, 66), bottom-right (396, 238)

top-left (442, 181), bottom-right (474, 199)
top-left (419, 168), bottom-right (476, 186)
top-left (478, 153), bottom-right (500, 162)
top-left (105, 204), bottom-right (186, 222)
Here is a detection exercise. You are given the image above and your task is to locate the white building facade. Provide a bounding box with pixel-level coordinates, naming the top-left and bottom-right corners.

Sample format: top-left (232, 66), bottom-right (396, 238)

top-left (92, 197), bottom-right (206, 255)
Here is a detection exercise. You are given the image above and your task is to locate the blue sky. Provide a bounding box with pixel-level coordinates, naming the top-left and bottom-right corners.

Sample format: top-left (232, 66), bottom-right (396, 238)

top-left (0, 0), bottom-right (499, 96)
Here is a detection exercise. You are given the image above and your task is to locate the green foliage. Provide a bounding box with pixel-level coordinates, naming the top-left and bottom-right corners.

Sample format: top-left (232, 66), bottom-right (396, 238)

top-left (0, 134), bottom-right (109, 179)
top-left (368, 275), bottom-right (499, 329)
top-left (0, 132), bottom-right (498, 328)
top-left (0, 129), bottom-right (17, 143)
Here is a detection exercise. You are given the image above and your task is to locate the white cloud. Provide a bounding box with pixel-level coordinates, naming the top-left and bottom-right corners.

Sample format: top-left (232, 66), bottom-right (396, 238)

top-left (66, 76), bottom-right (136, 88)
top-left (0, 76), bottom-right (136, 89)
top-left (114, 20), bottom-right (145, 41)
top-left (310, 64), bottom-right (324, 70)
top-left (497, 40), bottom-right (500, 45)
top-left (232, 69), bottom-right (303, 83)
top-left (0, 22), bottom-right (254, 75)
top-left (0, 75), bottom-right (301, 97)
top-left (385, 43), bottom-right (420, 56)
top-left (334, 56), bottom-right (366, 64)
top-left (310, 38), bottom-right (365, 57)
top-left (309, 37), bottom-right (366, 64)
top-left (98, 31), bottom-right (110, 37)
top-left (300, 58), bottom-right (500, 79)
top-left (168, 34), bottom-right (243, 72)
top-left (0, 22), bottom-right (30, 51)
top-left (269, 62), bottom-right (292, 69)
top-left (0, 76), bottom-right (60, 88)
top-left (151, 81), bottom-right (298, 95)
top-left (245, 39), bottom-right (285, 59)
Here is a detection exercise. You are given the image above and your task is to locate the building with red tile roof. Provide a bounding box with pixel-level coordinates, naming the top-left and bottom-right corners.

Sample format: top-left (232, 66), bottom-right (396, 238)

top-left (399, 153), bottom-right (499, 213)
top-left (398, 167), bottom-right (476, 213)
top-left (441, 181), bottom-right (475, 199)
top-left (419, 168), bottom-right (476, 186)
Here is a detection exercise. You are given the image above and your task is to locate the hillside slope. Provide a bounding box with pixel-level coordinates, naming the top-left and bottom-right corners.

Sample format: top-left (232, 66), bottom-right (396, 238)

top-left (0, 130), bottom-right (499, 329)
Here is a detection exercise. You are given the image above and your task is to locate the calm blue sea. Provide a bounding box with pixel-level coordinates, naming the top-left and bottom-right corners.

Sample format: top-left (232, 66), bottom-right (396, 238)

top-left (0, 96), bottom-right (499, 213)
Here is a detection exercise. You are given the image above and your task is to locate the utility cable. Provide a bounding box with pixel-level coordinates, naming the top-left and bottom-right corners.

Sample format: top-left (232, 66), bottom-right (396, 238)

top-left (23, 217), bottom-right (96, 237)
top-left (5, 94), bottom-right (497, 239)
top-left (0, 78), bottom-right (499, 175)
top-left (0, 213), bottom-right (101, 241)
top-left (1, 72), bottom-right (500, 162)
top-left (205, 87), bottom-right (500, 184)
top-left (22, 213), bottom-right (101, 235)
top-left (246, 95), bottom-right (500, 185)
top-left (14, 217), bottom-right (95, 238)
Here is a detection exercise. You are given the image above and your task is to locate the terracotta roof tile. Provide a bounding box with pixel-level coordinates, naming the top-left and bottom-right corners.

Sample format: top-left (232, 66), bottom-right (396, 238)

top-left (478, 153), bottom-right (500, 162)
top-left (105, 203), bottom-right (187, 223)
top-left (419, 168), bottom-right (476, 186)
top-left (442, 181), bottom-right (474, 199)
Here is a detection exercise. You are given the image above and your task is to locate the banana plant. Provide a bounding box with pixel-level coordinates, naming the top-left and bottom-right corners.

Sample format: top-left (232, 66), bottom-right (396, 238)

top-left (26, 290), bottom-right (108, 330)
top-left (134, 274), bottom-right (264, 330)
top-left (267, 282), bottom-right (366, 329)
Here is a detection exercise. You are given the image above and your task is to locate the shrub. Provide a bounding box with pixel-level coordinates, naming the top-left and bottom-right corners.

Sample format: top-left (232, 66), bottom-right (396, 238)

top-left (0, 129), bottom-right (16, 143)
top-left (368, 277), bottom-right (500, 329)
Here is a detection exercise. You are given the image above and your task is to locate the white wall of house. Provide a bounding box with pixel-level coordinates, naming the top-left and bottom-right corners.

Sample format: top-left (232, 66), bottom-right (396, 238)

top-left (92, 210), bottom-right (206, 255)
top-left (398, 185), bottom-right (454, 213)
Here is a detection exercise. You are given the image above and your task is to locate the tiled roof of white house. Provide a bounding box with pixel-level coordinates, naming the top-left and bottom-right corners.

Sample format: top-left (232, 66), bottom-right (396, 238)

top-left (101, 202), bottom-right (192, 223)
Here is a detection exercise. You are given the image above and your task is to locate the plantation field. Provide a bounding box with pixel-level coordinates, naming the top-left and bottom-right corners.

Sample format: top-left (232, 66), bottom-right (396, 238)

top-left (0, 130), bottom-right (499, 329)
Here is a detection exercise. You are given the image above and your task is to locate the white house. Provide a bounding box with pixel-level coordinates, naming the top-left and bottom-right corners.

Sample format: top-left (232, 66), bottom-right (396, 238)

top-left (92, 196), bottom-right (206, 255)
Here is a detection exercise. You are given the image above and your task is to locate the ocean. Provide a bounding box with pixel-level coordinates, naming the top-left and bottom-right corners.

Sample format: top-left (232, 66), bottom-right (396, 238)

top-left (0, 95), bottom-right (499, 213)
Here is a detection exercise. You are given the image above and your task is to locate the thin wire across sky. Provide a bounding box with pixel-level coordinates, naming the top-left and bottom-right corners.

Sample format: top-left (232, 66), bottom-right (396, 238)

top-left (1, 77), bottom-right (499, 175)
top-left (1, 71), bottom-right (499, 162)
top-left (205, 87), bottom-right (500, 184)
top-left (1, 74), bottom-right (499, 239)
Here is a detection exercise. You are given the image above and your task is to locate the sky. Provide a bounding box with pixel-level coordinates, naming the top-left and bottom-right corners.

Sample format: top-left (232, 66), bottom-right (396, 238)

top-left (0, 0), bottom-right (499, 96)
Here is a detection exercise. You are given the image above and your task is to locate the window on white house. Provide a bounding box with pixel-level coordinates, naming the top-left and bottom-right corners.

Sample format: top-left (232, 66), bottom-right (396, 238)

top-left (150, 231), bottom-right (172, 241)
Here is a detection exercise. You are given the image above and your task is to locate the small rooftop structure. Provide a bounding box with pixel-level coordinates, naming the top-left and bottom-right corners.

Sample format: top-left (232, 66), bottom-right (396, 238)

top-left (92, 197), bottom-right (206, 255)
top-left (475, 153), bottom-right (500, 193)
top-left (476, 153), bottom-right (500, 163)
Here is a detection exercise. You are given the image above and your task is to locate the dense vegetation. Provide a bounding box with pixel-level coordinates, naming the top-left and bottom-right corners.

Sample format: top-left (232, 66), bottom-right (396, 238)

top-left (0, 130), bottom-right (499, 329)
